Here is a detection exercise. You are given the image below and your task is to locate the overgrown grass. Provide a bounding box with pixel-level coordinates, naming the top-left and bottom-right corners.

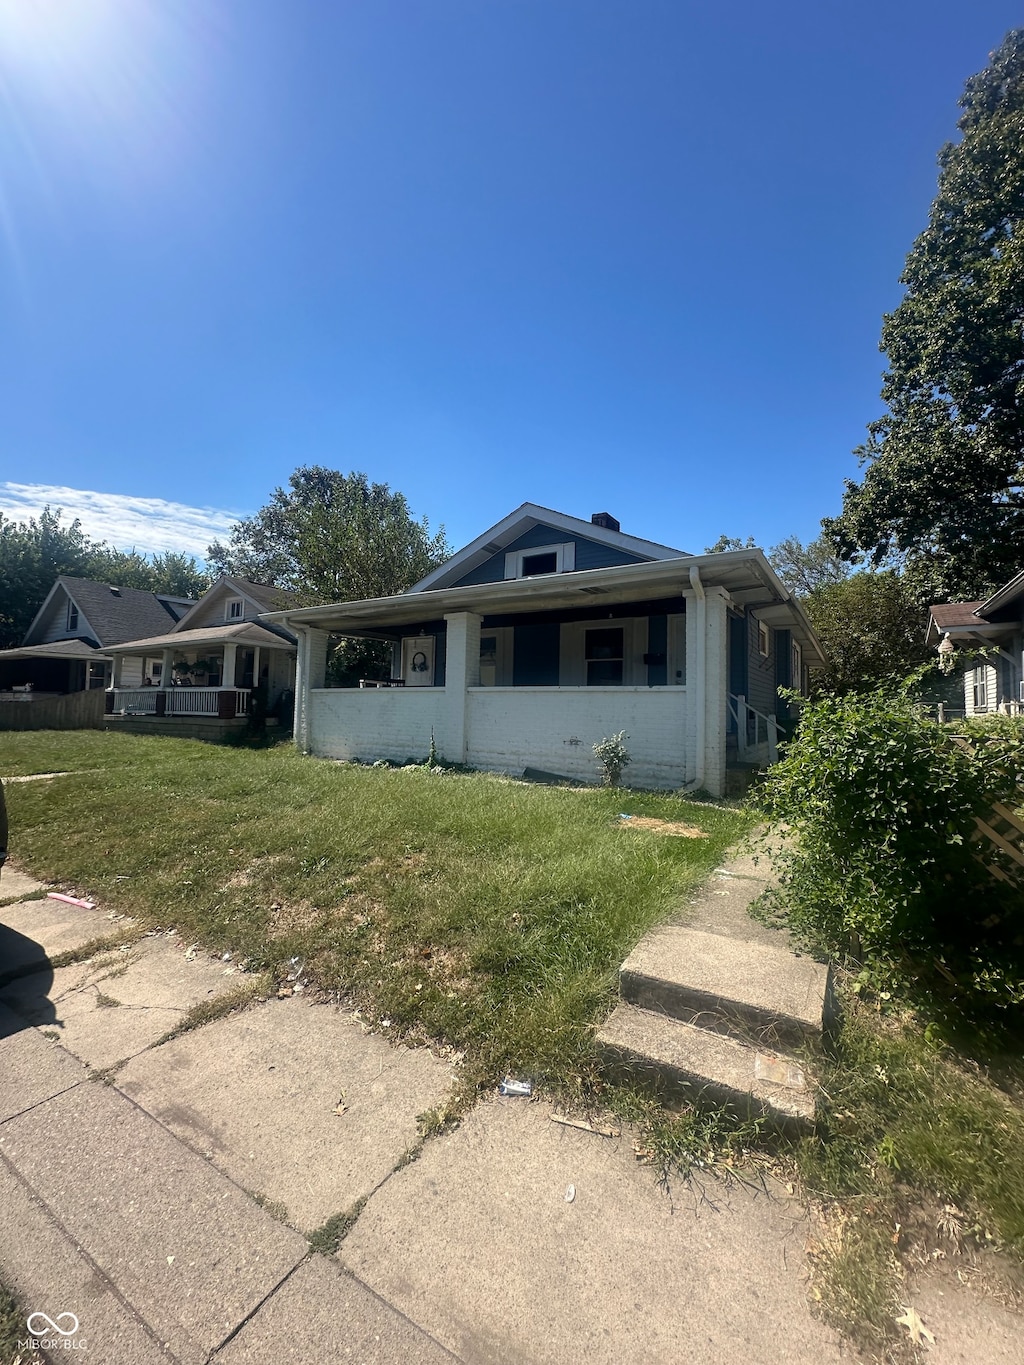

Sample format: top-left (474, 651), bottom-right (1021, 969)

top-left (1, 731), bottom-right (750, 1095)
top-left (800, 985), bottom-right (1024, 1352)
top-left (0, 1279), bottom-right (41, 1365)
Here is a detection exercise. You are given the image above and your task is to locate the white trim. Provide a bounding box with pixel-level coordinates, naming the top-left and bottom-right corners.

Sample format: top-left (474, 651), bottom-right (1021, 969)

top-left (225, 596), bottom-right (245, 621)
top-left (503, 541), bottom-right (574, 580)
top-left (67, 600), bottom-right (80, 632)
top-left (401, 635), bottom-right (436, 686)
top-left (757, 619), bottom-right (771, 657)
top-left (408, 503), bottom-right (686, 593)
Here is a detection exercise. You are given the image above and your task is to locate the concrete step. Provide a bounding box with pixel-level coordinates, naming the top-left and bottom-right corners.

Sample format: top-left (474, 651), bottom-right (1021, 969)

top-left (619, 925), bottom-right (829, 1051)
top-left (596, 1003), bottom-right (817, 1130)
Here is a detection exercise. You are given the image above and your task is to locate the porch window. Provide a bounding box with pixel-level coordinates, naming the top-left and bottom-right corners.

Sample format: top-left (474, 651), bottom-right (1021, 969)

top-left (67, 602), bottom-right (79, 632)
top-left (585, 627), bottom-right (624, 685)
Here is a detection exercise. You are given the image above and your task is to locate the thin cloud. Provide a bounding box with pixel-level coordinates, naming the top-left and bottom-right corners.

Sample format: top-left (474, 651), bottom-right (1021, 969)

top-left (0, 482), bottom-right (243, 559)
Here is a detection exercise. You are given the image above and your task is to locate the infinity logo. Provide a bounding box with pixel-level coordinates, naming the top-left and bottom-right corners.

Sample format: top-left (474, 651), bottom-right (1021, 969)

top-left (26, 1312), bottom-right (80, 1336)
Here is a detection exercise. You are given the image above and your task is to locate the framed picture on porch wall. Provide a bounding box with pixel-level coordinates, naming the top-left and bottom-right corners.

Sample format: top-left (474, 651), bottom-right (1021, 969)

top-left (401, 636), bottom-right (435, 686)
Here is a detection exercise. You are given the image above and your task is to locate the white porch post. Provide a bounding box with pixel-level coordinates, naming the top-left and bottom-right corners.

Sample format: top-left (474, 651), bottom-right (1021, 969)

top-left (294, 626), bottom-right (329, 753)
top-left (161, 649), bottom-right (174, 689)
top-left (443, 611), bottom-right (482, 765)
top-left (702, 587), bottom-right (730, 796)
top-left (112, 654), bottom-right (124, 688)
top-left (222, 642), bottom-right (238, 689)
top-left (252, 645), bottom-right (262, 690)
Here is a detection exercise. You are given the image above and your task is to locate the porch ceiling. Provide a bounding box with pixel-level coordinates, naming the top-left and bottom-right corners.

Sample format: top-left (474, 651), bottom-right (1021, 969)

top-left (265, 551), bottom-right (827, 664)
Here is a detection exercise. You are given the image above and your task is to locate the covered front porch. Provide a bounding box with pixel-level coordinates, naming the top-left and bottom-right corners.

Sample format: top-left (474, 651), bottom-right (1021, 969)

top-left (104, 622), bottom-right (297, 731)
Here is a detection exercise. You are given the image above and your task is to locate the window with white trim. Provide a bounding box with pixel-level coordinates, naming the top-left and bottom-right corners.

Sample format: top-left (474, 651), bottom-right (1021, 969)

top-left (973, 669), bottom-right (989, 711)
top-left (504, 542), bottom-right (575, 579)
top-left (757, 620), bottom-right (771, 657)
top-left (225, 597), bottom-right (244, 621)
top-left (791, 640), bottom-right (802, 690)
top-left (67, 601), bottom-right (79, 632)
top-left (584, 626), bottom-right (625, 685)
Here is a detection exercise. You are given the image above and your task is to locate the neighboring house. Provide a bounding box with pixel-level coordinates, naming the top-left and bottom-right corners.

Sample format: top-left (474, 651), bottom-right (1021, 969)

top-left (927, 571), bottom-right (1024, 716)
top-left (263, 503), bottom-right (825, 795)
top-left (103, 576), bottom-right (298, 736)
top-left (0, 577), bottom-right (195, 698)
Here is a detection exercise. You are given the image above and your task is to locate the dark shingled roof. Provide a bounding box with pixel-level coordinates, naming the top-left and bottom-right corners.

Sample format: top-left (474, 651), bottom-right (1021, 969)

top-left (928, 602), bottom-right (984, 630)
top-left (228, 579), bottom-right (299, 612)
top-left (49, 578), bottom-right (197, 647)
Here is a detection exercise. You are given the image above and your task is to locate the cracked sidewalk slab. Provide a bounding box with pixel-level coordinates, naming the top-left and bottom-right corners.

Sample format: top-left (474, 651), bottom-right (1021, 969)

top-left (342, 1097), bottom-right (846, 1365)
top-left (118, 996), bottom-right (459, 1234)
top-left (0, 933), bottom-right (247, 1071)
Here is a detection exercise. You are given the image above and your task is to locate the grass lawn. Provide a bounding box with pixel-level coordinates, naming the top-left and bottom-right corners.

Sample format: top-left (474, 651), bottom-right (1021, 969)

top-left (0, 730), bottom-right (751, 1099)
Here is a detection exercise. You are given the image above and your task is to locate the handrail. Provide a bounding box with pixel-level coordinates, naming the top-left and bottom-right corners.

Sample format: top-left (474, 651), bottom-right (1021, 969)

top-left (729, 693), bottom-right (779, 763)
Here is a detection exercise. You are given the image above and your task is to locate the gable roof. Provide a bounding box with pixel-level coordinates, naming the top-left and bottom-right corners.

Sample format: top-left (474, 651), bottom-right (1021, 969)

top-left (104, 620), bottom-right (297, 656)
top-left (171, 575), bottom-right (299, 631)
top-left (23, 577), bottom-right (195, 648)
top-left (409, 503), bottom-right (687, 593)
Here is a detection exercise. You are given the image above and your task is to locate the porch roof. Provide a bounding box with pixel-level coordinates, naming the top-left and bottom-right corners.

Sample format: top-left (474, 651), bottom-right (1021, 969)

top-left (0, 639), bottom-right (103, 662)
top-left (264, 551), bottom-right (827, 663)
top-left (103, 621), bottom-right (296, 657)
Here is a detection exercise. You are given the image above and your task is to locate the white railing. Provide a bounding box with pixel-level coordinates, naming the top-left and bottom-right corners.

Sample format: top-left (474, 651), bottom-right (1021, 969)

top-left (112, 689), bottom-right (159, 714)
top-left (728, 693), bottom-right (779, 764)
top-left (110, 687), bottom-right (250, 718)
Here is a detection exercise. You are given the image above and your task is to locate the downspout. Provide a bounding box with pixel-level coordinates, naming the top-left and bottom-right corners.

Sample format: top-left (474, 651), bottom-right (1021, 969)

top-left (685, 565), bottom-right (706, 792)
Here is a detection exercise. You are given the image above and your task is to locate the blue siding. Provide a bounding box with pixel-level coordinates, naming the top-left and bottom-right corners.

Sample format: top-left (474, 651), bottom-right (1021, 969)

top-left (451, 524), bottom-right (647, 587)
top-left (512, 622), bottom-right (560, 686)
top-left (746, 612), bottom-right (776, 716)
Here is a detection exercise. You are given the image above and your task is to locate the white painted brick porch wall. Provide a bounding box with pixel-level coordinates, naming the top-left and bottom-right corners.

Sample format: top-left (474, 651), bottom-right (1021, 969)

top-left (309, 688), bottom-right (453, 765)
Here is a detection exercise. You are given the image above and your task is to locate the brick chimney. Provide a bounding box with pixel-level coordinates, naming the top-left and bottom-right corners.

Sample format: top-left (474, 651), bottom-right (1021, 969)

top-left (591, 511), bottom-right (620, 533)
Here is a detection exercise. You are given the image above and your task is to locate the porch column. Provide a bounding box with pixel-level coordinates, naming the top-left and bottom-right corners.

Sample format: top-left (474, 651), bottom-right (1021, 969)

top-left (112, 654), bottom-right (124, 688)
top-left (161, 649), bottom-right (174, 689)
top-left (294, 626), bottom-right (329, 753)
top-left (682, 584), bottom-right (729, 797)
top-left (443, 611), bottom-right (482, 765)
top-left (252, 646), bottom-right (262, 691)
top-left (222, 642), bottom-right (238, 689)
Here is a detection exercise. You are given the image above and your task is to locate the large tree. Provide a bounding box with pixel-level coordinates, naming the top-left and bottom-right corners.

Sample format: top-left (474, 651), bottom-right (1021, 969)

top-left (207, 468), bottom-right (451, 684)
top-left (0, 508), bottom-right (211, 647)
top-left (826, 30), bottom-right (1024, 602)
top-left (802, 572), bottom-right (930, 695)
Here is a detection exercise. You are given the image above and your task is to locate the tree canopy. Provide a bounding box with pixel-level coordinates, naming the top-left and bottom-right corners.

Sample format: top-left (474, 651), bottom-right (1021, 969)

top-left (207, 467), bottom-right (449, 603)
top-left (802, 572), bottom-right (930, 696)
top-left (0, 507), bottom-right (211, 648)
top-left (826, 30), bottom-right (1024, 603)
top-left (207, 468), bottom-right (451, 686)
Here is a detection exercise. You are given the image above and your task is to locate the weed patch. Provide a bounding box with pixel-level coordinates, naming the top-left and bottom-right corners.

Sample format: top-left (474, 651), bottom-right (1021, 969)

top-left (307, 1198), bottom-right (368, 1255)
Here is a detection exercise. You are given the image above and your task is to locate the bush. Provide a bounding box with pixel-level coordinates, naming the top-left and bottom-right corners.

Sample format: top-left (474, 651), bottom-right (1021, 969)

top-left (593, 732), bottom-right (631, 787)
top-left (758, 689), bottom-right (1024, 996)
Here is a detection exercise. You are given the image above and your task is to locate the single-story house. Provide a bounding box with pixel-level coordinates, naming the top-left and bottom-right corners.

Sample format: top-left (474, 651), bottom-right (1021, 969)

top-left (927, 571), bottom-right (1024, 716)
top-left (0, 577), bottom-right (196, 700)
top-left (263, 503), bottom-right (826, 795)
top-left (103, 576), bottom-right (299, 736)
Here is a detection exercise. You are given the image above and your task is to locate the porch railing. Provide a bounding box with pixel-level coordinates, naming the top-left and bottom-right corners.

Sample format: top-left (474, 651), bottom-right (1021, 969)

top-left (728, 693), bottom-right (779, 764)
top-left (109, 687), bottom-right (250, 718)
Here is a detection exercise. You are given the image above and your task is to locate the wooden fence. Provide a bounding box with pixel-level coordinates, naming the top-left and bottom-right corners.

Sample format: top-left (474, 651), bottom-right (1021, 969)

top-left (0, 689), bottom-right (106, 731)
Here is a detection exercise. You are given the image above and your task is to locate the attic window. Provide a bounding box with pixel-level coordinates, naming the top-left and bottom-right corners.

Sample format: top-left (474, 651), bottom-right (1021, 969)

top-left (504, 542), bottom-right (575, 579)
top-left (226, 597), bottom-right (244, 621)
top-left (67, 603), bottom-right (79, 632)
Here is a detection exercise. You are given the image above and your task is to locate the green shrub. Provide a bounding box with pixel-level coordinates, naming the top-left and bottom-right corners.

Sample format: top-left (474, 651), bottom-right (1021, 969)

top-left (758, 689), bottom-right (1024, 996)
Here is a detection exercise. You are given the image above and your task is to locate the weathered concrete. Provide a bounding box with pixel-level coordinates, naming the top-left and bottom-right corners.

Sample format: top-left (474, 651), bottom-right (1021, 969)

top-left (0, 1157), bottom-right (170, 1364)
top-left (0, 1001), bottom-right (87, 1121)
top-left (0, 895), bottom-right (130, 984)
top-left (0, 867), bottom-right (49, 902)
top-left (118, 997), bottom-right (458, 1233)
top-left (909, 1272), bottom-right (1023, 1365)
top-left (598, 1002), bottom-right (817, 1126)
top-left (1, 933), bottom-right (239, 1070)
top-left (215, 1254), bottom-right (459, 1364)
top-left (684, 869), bottom-right (785, 947)
top-left (0, 1083), bottom-right (307, 1365)
top-left (620, 925), bottom-right (828, 1048)
top-left (342, 1098), bottom-right (844, 1365)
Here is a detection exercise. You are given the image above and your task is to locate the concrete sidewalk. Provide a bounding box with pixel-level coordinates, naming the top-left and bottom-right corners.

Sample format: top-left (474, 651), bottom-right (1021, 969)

top-left (0, 861), bottom-right (1019, 1365)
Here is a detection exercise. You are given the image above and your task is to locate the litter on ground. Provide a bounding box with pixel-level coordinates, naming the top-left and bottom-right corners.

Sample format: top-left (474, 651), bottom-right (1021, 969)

top-left (616, 815), bottom-right (707, 838)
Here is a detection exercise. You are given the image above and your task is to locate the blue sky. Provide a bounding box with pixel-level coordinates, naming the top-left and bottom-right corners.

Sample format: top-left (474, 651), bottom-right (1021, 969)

top-left (0, 1), bottom-right (1019, 561)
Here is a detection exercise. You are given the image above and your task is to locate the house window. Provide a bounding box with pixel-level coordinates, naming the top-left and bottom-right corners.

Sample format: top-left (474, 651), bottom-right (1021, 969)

top-left (973, 670), bottom-right (989, 711)
top-left (504, 542), bottom-right (575, 579)
top-left (226, 598), bottom-right (244, 621)
top-left (585, 627), bottom-right (624, 685)
top-left (791, 641), bottom-right (802, 690)
top-left (758, 620), bottom-right (771, 657)
top-left (67, 602), bottom-right (79, 632)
